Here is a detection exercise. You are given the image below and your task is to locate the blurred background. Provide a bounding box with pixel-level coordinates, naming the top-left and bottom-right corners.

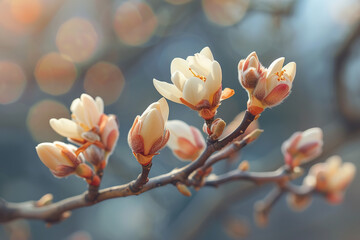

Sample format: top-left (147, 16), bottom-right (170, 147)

top-left (0, 0), bottom-right (359, 239)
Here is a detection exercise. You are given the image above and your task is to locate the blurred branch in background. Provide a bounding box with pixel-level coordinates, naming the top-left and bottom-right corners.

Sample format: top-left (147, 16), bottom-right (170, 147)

top-left (335, 21), bottom-right (360, 128)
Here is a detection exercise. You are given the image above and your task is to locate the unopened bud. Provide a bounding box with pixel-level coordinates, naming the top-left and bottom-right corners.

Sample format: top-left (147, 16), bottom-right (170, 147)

top-left (61, 211), bottom-right (72, 221)
top-left (176, 183), bottom-right (192, 197)
top-left (238, 161), bottom-right (250, 171)
top-left (83, 145), bottom-right (105, 167)
top-left (210, 118), bottom-right (226, 140)
top-left (286, 193), bottom-right (311, 211)
top-left (75, 163), bottom-right (94, 179)
top-left (36, 193), bottom-right (53, 207)
top-left (243, 129), bottom-right (263, 144)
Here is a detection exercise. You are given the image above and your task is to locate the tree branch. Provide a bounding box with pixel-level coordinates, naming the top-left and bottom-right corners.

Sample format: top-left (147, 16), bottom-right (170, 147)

top-left (0, 111), bottom-right (259, 224)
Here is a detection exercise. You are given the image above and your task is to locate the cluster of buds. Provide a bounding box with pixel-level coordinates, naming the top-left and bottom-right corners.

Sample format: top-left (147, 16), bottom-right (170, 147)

top-left (238, 52), bottom-right (296, 116)
top-left (36, 142), bottom-right (100, 185)
top-left (166, 120), bottom-right (205, 161)
top-left (203, 118), bottom-right (226, 140)
top-left (304, 156), bottom-right (356, 204)
top-left (153, 47), bottom-right (234, 120)
top-left (128, 98), bottom-right (170, 166)
top-left (36, 94), bottom-right (119, 185)
top-left (282, 127), bottom-right (323, 169)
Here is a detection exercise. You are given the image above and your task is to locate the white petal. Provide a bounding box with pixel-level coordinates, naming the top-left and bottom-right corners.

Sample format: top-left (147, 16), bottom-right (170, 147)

top-left (81, 94), bottom-right (101, 127)
top-left (283, 62), bottom-right (296, 82)
top-left (200, 46), bottom-right (214, 61)
top-left (205, 61), bottom-right (222, 97)
top-left (170, 58), bottom-right (192, 78)
top-left (140, 109), bottom-right (164, 154)
top-left (36, 143), bottom-right (73, 171)
top-left (158, 98), bottom-right (169, 124)
top-left (153, 79), bottom-right (183, 104)
top-left (95, 96), bottom-right (104, 115)
top-left (266, 57), bottom-right (285, 79)
top-left (171, 71), bottom-right (187, 91)
top-left (50, 118), bottom-right (83, 140)
top-left (182, 77), bottom-right (206, 105)
top-left (70, 98), bottom-right (81, 113)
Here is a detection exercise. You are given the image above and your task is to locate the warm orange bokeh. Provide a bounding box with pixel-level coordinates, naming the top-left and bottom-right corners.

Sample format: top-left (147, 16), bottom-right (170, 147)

top-left (84, 62), bottom-right (125, 105)
top-left (35, 52), bottom-right (77, 95)
top-left (0, 61), bottom-right (27, 104)
top-left (27, 100), bottom-right (69, 142)
top-left (56, 18), bottom-right (98, 63)
top-left (11, 0), bottom-right (42, 25)
top-left (113, 1), bottom-right (158, 46)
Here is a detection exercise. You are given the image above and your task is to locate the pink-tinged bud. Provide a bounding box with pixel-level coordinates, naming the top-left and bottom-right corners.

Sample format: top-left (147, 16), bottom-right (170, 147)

top-left (238, 54), bottom-right (296, 115)
top-left (282, 128), bottom-right (323, 168)
top-left (82, 145), bottom-right (105, 167)
top-left (304, 156), bottom-right (356, 204)
top-left (238, 52), bottom-right (264, 91)
top-left (36, 142), bottom-right (81, 178)
top-left (128, 98), bottom-right (170, 166)
top-left (209, 118), bottom-right (226, 140)
top-left (99, 114), bottom-right (119, 153)
top-left (166, 120), bottom-right (205, 161)
top-left (286, 193), bottom-right (312, 212)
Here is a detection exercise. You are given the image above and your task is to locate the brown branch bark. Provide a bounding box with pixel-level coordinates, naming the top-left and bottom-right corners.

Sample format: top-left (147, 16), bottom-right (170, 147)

top-left (0, 111), bottom-right (257, 224)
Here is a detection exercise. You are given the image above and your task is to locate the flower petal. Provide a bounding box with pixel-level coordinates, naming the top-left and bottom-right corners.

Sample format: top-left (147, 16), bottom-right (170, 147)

top-left (266, 57), bottom-right (284, 79)
top-left (141, 109), bottom-right (165, 154)
top-left (171, 58), bottom-right (192, 78)
top-left (158, 98), bottom-right (169, 124)
top-left (153, 79), bottom-right (183, 103)
top-left (182, 77), bottom-right (206, 106)
top-left (283, 62), bottom-right (296, 82)
top-left (50, 118), bottom-right (83, 140)
top-left (81, 94), bottom-right (101, 128)
top-left (200, 46), bottom-right (214, 61)
top-left (171, 71), bottom-right (187, 91)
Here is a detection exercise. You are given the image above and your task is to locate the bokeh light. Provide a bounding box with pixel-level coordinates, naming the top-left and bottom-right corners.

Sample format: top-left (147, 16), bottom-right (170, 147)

top-left (113, 1), bottom-right (158, 46)
top-left (34, 52), bottom-right (77, 95)
top-left (10, 0), bottom-right (42, 25)
top-left (84, 62), bottom-right (125, 105)
top-left (0, 61), bottom-right (26, 104)
top-left (56, 18), bottom-right (98, 63)
top-left (202, 0), bottom-right (250, 26)
top-left (165, 0), bottom-right (192, 5)
top-left (27, 100), bottom-right (69, 142)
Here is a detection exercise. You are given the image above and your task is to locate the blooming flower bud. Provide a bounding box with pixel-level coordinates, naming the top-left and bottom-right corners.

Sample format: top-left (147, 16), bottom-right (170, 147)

top-left (238, 53), bottom-right (296, 115)
top-left (153, 47), bottom-right (234, 120)
top-left (282, 127), bottom-right (323, 168)
top-left (166, 120), bottom-right (205, 161)
top-left (128, 98), bottom-right (170, 166)
top-left (48, 94), bottom-right (119, 174)
top-left (36, 142), bottom-right (81, 177)
top-left (238, 52), bottom-right (264, 91)
top-left (99, 114), bottom-right (119, 153)
top-left (304, 156), bottom-right (356, 204)
top-left (50, 94), bottom-right (104, 144)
